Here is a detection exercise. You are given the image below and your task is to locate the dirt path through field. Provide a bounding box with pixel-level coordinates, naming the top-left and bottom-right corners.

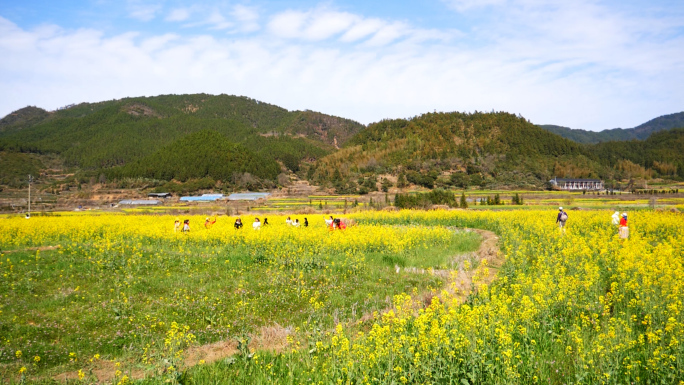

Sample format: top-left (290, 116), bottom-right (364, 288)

top-left (2, 245), bottom-right (61, 253)
top-left (53, 228), bottom-right (501, 383)
top-left (437, 228), bottom-right (502, 302)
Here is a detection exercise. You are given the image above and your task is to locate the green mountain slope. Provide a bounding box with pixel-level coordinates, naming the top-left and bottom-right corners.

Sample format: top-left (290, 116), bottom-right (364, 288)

top-left (0, 94), bottom-right (363, 171)
top-left (309, 112), bottom-right (604, 191)
top-left (0, 152), bottom-right (44, 188)
top-left (312, 112), bottom-right (684, 192)
top-left (538, 112), bottom-right (684, 144)
top-left (592, 128), bottom-right (684, 179)
top-left (109, 130), bottom-right (281, 184)
top-left (0, 106), bottom-right (50, 132)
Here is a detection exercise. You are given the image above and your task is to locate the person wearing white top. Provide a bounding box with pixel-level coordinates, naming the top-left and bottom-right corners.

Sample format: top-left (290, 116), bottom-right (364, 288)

top-left (293, 219), bottom-right (300, 227)
top-left (286, 216), bottom-right (292, 225)
top-left (325, 216), bottom-right (333, 227)
top-left (253, 217), bottom-right (261, 230)
top-left (611, 211), bottom-right (620, 225)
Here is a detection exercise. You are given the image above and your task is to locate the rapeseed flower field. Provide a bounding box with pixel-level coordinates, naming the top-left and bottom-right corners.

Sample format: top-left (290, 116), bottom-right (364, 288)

top-left (183, 210), bottom-right (684, 385)
top-left (1, 210), bottom-right (682, 384)
top-left (0, 214), bottom-right (479, 382)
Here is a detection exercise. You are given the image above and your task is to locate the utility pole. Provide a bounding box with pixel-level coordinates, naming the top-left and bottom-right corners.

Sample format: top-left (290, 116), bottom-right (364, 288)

top-left (27, 174), bottom-right (33, 218)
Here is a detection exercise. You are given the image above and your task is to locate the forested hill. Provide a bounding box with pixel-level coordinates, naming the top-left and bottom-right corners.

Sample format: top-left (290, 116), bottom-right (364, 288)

top-left (310, 112), bottom-right (684, 193)
top-left (0, 106), bottom-right (50, 132)
top-left (108, 130), bottom-right (281, 189)
top-left (1, 95), bottom-right (681, 192)
top-left (538, 111), bottom-right (684, 144)
top-left (0, 94), bottom-right (363, 185)
top-left (591, 128), bottom-right (684, 179)
top-left (309, 112), bottom-right (602, 192)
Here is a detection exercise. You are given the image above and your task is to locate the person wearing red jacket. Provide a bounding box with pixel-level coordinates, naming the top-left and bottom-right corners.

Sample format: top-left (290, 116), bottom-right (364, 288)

top-left (619, 212), bottom-right (629, 239)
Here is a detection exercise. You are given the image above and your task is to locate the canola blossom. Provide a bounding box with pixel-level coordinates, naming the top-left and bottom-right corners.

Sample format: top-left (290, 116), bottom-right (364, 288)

top-left (303, 210), bottom-right (683, 384)
top-left (1, 210), bottom-right (682, 384)
top-left (184, 210), bottom-right (683, 384)
top-left (0, 214), bottom-right (462, 380)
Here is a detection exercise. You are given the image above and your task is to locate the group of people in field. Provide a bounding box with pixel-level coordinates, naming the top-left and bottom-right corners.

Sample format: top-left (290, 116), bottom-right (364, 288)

top-left (556, 207), bottom-right (629, 239)
top-left (285, 216), bottom-right (308, 227)
top-left (173, 215), bottom-right (349, 233)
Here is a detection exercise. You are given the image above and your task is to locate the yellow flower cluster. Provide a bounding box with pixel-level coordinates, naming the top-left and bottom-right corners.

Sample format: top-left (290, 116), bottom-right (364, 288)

top-left (309, 209), bottom-right (683, 383)
top-left (0, 213), bottom-right (453, 378)
top-left (0, 213), bottom-right (451, 257)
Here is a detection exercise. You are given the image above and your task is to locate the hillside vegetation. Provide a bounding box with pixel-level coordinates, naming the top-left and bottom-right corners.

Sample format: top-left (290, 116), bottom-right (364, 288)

top-left (108, 130), bottom-right (281, 189)
top-left (0, 152), bottom-right (44, 188)
top-left (310, 112), bottom-right (603, 192)
top-left (0, 106), bottom-right (50, 132)
top-left (1, 95), bottom-right (681, 193)
top-left (592, 128), bottom-right (684, 179)
top-left (539, 111), bottom-right (684, 144)
top-left (310, 112), bottom-right (684, 193)
top-left (0, 94), bottom-right (363, 187)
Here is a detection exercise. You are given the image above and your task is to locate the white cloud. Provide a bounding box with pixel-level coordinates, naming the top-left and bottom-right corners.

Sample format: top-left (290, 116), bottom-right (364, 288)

top-left (0, 1), bottom-right (683, 131)
top-left (166, 8), bottom-right (191, 22)
top-left (304, 11), bottom-right (357, 41)
top-left (364, 22), bottom-right (408, 47)
top-left (206, 12), bottom-right (233, 30)
top-left (267, 10), bottom-right (308, 38)
top-left (231, 5), bottom-right (260, 33)
top-left (267, 9), bottom-right (364, 41)
top-left (126, 1), bottom-right (162, 21)
top-left (441, 0), bottom-right (507, 12)
top-left (339, 18), bottom-right (385, 42)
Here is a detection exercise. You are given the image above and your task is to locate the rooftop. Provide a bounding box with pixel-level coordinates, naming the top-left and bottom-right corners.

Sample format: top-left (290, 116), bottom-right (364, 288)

top-left (227, 192), bottom-right (271, 201)
top-left (551, 178), bottom-right (602, 182)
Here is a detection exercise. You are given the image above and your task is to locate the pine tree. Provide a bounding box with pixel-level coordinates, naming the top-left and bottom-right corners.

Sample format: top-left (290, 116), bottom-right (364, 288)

top-left (460, 192), bottom-right (468, 208)
top-left (396, 173), bottom-right (408, 188)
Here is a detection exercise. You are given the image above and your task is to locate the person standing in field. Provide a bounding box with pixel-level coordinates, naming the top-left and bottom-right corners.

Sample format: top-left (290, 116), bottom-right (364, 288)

top-left (286, 216), bottom-right (292, 226)
top-left (174, 218), bottom-right (181, 233)
top-left (556, 207), bottom-right (568, 235)
top-left (619, 212), bottom-right (629, 239)
top-left (293, 219), bottom-right (300, 227)
top-left (325, 216), bottom-right (333, 227)
top-left (611, 211), bottom-right (620, 226)
top-left (234, 218), bottom-right (243, 230)
top-left (253, 217), bottom-right (261, 230)
top-left (204, 217), bottom-right (217, 229)
top-left (182, 219), bottom-right (190, 233)
top-left (304, 218), bottom-right (308, 227)
top-left (263, 218), bottom-right (269, 226)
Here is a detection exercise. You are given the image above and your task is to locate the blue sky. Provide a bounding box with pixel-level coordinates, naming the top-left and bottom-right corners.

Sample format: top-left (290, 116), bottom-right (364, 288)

top-left (1, 0), bottom-right (683, 130)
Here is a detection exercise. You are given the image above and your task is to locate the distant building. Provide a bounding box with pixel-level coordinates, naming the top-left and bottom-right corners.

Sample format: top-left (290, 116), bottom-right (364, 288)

top-left (227, 193), bottom-right (271, 201)
top-left (179, 194), bottom-right (224, 202)
top-left (148, 192), bottom-right (172, 198)
top-left (119, 199), bottom-right (161, 205)
top-left (549, 178), bottom-right (604, 190)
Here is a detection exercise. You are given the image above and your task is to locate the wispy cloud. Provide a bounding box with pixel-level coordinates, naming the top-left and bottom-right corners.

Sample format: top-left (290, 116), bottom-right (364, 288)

top-left (166, 8), bottom-right (192, 22)
top-left (266, 7), bottom-right (447, 47)
top-left (231, 5), bottom-right (260, 33)
top-left (206, 11), bottom-right (233, 30)
top-left (0, 1), bottom-right (683, 131)
top-left (177, 5), bottom-right (259, 33)
top-left (441, 0), bottom-right (507, 12)
top-left (126, 0), bottom-right (162, 21)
